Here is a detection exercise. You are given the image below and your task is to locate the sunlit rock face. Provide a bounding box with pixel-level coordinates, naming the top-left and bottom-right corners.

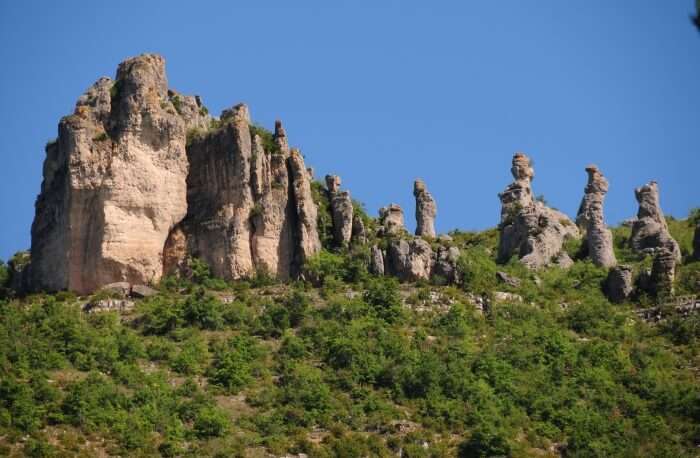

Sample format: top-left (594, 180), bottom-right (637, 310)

top-left (576, 165), bottom-right (616, 268)
top-left (629, 181), bottom-right (681, 262)
top-left (497, 152), bottom-right (580, 269)
top-left (30, 54), bottom-right (189, 294)
top-left (414, 179), bottom-right (436, 238)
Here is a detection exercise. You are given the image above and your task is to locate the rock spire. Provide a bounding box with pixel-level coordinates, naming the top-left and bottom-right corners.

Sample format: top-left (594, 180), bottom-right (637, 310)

top-left (414, 179), bottom-right (437, 238)
top-left (629, 181), bottom-right (680, 262)
top-left (576, 165), bottom-right (617, 268)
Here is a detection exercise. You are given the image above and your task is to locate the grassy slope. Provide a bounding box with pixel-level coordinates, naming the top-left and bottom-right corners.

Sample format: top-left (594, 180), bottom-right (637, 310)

top-left (0, 216), bottom-right (698, 457)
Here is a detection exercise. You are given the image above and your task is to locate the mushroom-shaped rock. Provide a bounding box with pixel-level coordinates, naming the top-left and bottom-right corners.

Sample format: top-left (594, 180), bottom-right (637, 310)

top-left (379, 204), bottom-right (405, 236)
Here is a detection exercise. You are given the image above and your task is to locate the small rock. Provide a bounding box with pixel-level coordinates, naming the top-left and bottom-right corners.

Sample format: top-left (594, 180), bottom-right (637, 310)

top-left (496, 271), bottom-right (521, 288)
top-left (83, 299), bottom-right (135, 314)
top-left (131, 284), bottom-right (158, 298)
top-left (101, 282), bottom-right (131, 298)
top-left (492, 291), bottom-right (523, 303)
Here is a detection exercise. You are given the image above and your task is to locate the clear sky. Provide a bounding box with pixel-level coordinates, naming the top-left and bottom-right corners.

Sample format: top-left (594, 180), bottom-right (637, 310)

top-left (1, 1), bottom-right (698, 261)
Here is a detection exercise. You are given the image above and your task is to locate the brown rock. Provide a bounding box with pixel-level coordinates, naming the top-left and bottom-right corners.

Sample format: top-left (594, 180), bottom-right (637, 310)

top-left (379, 204), bottom-right (405, 236)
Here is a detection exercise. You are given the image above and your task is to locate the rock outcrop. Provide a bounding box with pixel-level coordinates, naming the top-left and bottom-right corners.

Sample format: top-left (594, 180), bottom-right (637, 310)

top-left (605, 265), bottom-right (634, 303)
top-left (29, 54), bottom-right (189, 294)
top-left (433, 246), bottom-right (461, 284)
top-left (163, 110), bottom-right (321, 281)
top-left (497, 153), bottom-right (580, 269)
top-left (385, 238), bottom-right (433, 282)
top-left (576, 165), bottom-right (617, 268)
top-left (414, 179), bottom-right (437, 238)
top-left (629, 181), bottom-right (681, 262)
top-left (648, 248), bottom-right (676, 297)
top-left (370, 245), bottom-right (385, 275)
top-left (351, 214), bottom-right (367, 245)
top-left (325, 175), bottom-right (353, 246)
top-left (379, 204), bottom-right (405, 236)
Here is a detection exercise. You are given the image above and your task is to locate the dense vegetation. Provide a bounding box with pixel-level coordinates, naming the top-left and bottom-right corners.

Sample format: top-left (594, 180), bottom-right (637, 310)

top-left (0, 210), bottom-right (698, 457)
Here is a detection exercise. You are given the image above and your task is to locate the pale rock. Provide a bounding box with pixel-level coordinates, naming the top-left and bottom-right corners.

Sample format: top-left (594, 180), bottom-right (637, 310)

top-left (605, 265), bottom-right (634, 303)
top-left (29, 53), bottom-right (189, 294)
top-left (83, 298), bottom-right (135, 314)
top-left (385, 238), bottom-right (433, 282)
top-left (325, 175), bottom-right (353, 246)
top-left (433, 246), bottom-right (461, 284)
top-left (131, 284), bottom-right (158, 298)
top-left (379, 204), bottom-right (405, 235)
top-left (649, 247), bottom-right (676, 297)
top-left (101, 282), bottom-right (132, 298)
top-left (167, 89), bottom-right (211, 131)
top-left (370, 245), bottom-right (385, 275)
top-left (497, 153), bottom-right (580, 269)
top-left (351, 214), bottom-right (367, 245)
top-left (629, 181), bottom-right (681, 262)
top-left (414, 179), bottom-right (437, 238)
top-left (576, 165), bottom-right (617, 268)
top-left (496, 271), bottom-right (520, 288)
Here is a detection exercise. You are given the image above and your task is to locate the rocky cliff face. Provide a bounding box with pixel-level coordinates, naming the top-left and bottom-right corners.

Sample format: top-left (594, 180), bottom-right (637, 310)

top-left (629, 181), bottom-right (681, 262)
top-left (163, 110), bottom-right (321, 281)
top-left (497, 153), bottom-right (580, 269)
top-left (576, 165), bottom-right (616, 268)
top-left (414, 179), bottom-right (437, 238)
top-left (29, 54), bottom-right (320, 293)
top-left (30, 54), bottom-right (189, 294)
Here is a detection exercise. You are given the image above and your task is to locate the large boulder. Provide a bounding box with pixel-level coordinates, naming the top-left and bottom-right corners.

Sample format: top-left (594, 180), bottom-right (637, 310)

top-left (576, 165), bottom-right (617, 268)
top-left (414, 179), bottom-right (437, 238)
top-left (29, 54), bottom-right (189, 294)
top-left (385, 238), bottom-right (433, 282)
top-left (605, 265), bottom-right (634, 303)
top-left (648, 248), bottom-right (676, 297)
top-left (497, 153), bottom-right (580, 269)
top-left (629, 181), bottom-right (681, 262)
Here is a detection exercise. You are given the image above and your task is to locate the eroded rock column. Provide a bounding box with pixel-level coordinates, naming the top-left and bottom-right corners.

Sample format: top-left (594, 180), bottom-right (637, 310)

top-left (414, 179), bottom-right (437, 238)
top-left (629, 181), bottom-right (681, 262)
top-left (576, 165), bottom-right (616, 268)
top-left (325, 174), bottom-right (353, 247)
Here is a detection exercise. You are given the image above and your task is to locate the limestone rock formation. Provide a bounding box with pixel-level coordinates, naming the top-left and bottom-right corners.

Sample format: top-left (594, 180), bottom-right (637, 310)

top-left (414, 179), bottom-right (437, 238)
top-left (433, 246), bottom-right (461, 284)
top-left (325, 175), bottom-right (353, 246)
top-left (385, 238), bottom-right (433, 282)
top-left (379, 204), bottom-right (405, 236)
top-left (629, 181), bottom-right (681, 262)
top-left (605, 265), bottom-right (634, 303)
top-left (167, 90), bottom-right (211, 131)
top-left (648, 248), bottom-right (676, 297)
top-left (29, 54), bottom-right (189, 294)
top-left (576, 165), bottom-right (617, 268)
top-left (497, 153), bottom-right (580, 269)
top-left (370, 245), bottom-right (385, 275)
top-left (163, 111), bottom-right (321, 281)
top-left (351, 214), bottom-right (367, 245)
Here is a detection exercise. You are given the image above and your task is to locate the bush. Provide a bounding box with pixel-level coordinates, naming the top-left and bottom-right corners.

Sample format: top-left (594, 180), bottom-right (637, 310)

top-left (208, 335), bottom-right (262, 393)
top-left (194, 406), bottom-right (229, 438)
top-left (363, 277), bottom-right (404, 323)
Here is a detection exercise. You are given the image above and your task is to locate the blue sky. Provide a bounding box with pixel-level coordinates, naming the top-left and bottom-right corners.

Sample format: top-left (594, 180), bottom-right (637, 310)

top-left (1, 1), bottom-right (699, 261)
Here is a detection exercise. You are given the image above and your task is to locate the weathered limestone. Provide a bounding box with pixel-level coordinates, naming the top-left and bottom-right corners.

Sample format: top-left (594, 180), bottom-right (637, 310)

top-left (325, 175), bottom-right (353, 246)
top-left (629, 181), bottom-right (681, 262)
top-left (30, 54), bottom-right (189, 294)
top-left (433, 246), bottom-right (461, 284)
top-left (370, 245), bottom-right (385, 276)
top-left (164, 113), bottom-right (321, 281)
top-left (351, 214), bottom-right (367, 245)
top-left (414, 179), bottom-right (437, 238)
top-left (379, 204), bottom-right (405, 235)
top-left (649, 248), bottom-right (676, 297)
top-left (385, 238), bottom-right (433, 282)
top-left (605, 265), bottom-right (634, 303)
top-left (576, 165), bottom-right (617, 268)
top-left (167, 90), bottom-right (211, 131)
top-left (497, 153), bottom-right (580, 269)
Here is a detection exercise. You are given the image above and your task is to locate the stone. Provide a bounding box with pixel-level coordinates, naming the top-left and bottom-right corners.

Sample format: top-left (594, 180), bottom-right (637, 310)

top-left (101, 282), bottom-right (131, 298)
top-left (576, 165), bottom-right (617, 268)
top-left (83, 298), bottom-right (135, 314)
top-left (163, 112), bottom-right (321, 282)
top-left (629, 181), bottom-right (681, 262)
top-left (433, 246), bottom-right (461, 284)
top-left (414, 179), bottom-right (437, 238)
top-left (29, 54), bottom-right (189, 294)
top-left (496, 271), bottom-right (520, 288)
top-left (325, 175), bottom-right (353, 246)
top-left (497, 153), bottom-right (580, 269)
top-left (370, 245), bottom-right (385, 275)
top-left (167, 89), bottom-right (211, 131)
top-left (351, 214), bottom-right (367, 245)
top-left (131, 284), bottom-right (158, 298)
top-left (649, 248), bottom-right (676, 297)
top-left (492, 291), bottom-right (523, 304)
top-left (605, 265), bottom-right (634, 303)
top-left (385, 238), bottom-right (433, 282)
top-left (379, 204), bottom-right (405, 235)
top-left (555, 252), bottom-right (574, 269)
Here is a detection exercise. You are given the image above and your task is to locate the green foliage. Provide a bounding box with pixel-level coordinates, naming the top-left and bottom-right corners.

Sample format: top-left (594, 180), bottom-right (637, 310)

top-left (92, 131), bottom-right (109, 142)
top-left (311, 180), bottom-right (335, 248)
top-left (170, 94), bottom-right (183, 115)
top-left (363, 276), bottom-right (404, 323)
top-left (249, 123), bottom-right (279, 154)
top-left (208, 335), bottom-right (262, 393)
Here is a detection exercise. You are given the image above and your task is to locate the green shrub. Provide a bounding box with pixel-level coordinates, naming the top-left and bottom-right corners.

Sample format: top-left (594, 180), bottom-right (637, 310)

top-left (363, 277), bottom-right (404, 323)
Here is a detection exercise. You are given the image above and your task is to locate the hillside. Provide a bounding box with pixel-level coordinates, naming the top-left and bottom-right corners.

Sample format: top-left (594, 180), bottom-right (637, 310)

top-left (0, 210), bottom-right (698, 457)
